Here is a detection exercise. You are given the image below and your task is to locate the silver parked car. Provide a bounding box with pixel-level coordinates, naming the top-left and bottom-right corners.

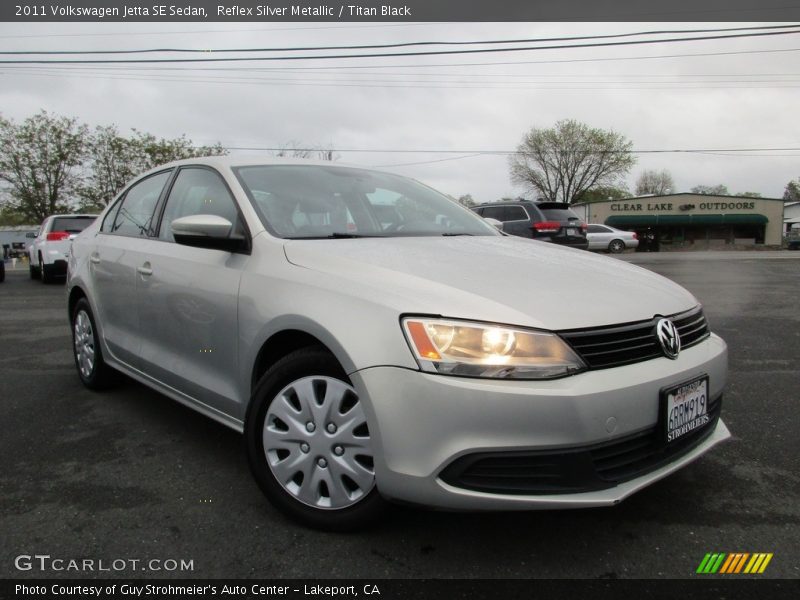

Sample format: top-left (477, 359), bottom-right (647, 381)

top-left (586, 224), bottom-right (639, 253)
top-left (67, 157), bottom-right (729, 530)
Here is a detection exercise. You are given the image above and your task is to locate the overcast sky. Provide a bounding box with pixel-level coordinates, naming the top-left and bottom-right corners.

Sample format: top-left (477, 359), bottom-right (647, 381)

top-left (1, 21), bottom-right (798, 201)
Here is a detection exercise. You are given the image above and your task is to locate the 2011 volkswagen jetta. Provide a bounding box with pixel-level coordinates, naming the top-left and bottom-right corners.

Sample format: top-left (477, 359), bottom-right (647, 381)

top-left (66, 157), bottom-right (730, 530)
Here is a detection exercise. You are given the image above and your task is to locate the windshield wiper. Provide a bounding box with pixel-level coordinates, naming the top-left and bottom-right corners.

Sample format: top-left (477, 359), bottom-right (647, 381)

top-left (441, 232), bottom-right (474, 236)
top-left (290, 233), bottom-right (383, 239)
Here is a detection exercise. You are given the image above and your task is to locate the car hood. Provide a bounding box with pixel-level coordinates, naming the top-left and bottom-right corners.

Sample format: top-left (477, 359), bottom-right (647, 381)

top-left (283, 236), bottom-right (697, 330)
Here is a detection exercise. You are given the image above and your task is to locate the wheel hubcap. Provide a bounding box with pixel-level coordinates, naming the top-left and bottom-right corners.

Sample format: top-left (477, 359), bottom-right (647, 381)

top-left (262, 376), bottom-right (375, 510)
top-left (73, 310), bottom-right (95, 378)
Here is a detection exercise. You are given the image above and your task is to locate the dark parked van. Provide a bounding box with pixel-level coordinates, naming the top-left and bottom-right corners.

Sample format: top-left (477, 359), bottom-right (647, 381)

top-left (473, 200), bottom-right (588, 250)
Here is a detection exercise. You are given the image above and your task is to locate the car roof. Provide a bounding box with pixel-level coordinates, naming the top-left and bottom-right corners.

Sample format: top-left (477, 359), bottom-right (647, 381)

top-left (48, 214), bottom-right (99, 218)
top-left (152, 155), bottom-right (386, 172)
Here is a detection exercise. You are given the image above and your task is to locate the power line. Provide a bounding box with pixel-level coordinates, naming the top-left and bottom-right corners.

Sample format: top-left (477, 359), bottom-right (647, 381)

top-left (221, 146), bottom-right (800, 154)
top-left (5, 64), bottom-right (800, 78)
top-left (8, 67), bottom-right (800, 90)
top-left (3, 24), bottom-right (798, 55)
top-left (3, 47), bottom-right (798, 72)
top-left (2, 29), bottom-right (800, 64)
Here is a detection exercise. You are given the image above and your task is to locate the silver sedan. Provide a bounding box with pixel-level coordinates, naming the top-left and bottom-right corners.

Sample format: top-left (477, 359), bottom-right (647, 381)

top-left (66, 157), bottom-right (728, 530)
top-left (586, 224), bottom-right (640, 253)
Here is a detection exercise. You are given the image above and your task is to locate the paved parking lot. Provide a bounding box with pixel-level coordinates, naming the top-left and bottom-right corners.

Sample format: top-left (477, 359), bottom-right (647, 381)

top-left (1, 253), bottom-right (798, 579)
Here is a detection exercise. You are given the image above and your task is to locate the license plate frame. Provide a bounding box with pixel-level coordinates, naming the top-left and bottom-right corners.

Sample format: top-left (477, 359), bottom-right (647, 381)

top-left (660, 375), bottom-right (710, 444)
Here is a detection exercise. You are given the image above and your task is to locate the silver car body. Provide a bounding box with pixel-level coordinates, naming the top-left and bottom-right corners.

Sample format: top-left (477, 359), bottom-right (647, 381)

top-left (67, 157), bottom-right (729, 510)
top-left (586, 224), bottom-right (640, 252)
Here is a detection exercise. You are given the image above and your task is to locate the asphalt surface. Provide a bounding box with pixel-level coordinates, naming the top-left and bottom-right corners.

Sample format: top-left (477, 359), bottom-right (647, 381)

top-left (0, 252), bottom-right (798, 580)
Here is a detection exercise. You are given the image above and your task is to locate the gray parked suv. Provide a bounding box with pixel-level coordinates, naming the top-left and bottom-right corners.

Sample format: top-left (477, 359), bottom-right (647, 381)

top-left (67, 157), bottom-right (729, 529)
top-left (472, 200), bottom-right (589, 249)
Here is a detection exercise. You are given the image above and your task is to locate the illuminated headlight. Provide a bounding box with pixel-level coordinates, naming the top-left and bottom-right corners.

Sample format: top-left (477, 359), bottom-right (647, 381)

top-left (401, 318), bottom-right (586, 379)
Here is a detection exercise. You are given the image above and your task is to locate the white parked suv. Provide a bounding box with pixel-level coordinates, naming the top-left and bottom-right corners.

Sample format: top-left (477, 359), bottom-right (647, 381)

top-left (29, 214), bottom-right (98, 282)
top-left (66, 158), bottom-right (729, 530)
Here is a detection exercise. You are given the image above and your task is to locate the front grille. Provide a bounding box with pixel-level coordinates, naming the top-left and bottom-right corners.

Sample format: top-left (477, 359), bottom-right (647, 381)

top-left (558, 306), bottom-right (710, 370)
top-left (439, 395), bottom-right (722, 495)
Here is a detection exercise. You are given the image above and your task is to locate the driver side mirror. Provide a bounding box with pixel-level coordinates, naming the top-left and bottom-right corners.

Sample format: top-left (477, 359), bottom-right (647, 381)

top-left (171, 214), bottom-right (247, 253)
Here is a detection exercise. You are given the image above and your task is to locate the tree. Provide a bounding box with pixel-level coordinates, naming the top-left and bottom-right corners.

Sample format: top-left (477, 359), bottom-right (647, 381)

top-left (274, 141), bottom-right (338, 161)
top-left (690, 184), bottom-right (729, 196)
top-left (509, 119), bottom-right (635, 204)
top-left (576, 185), bottom-right (630, 204)
top-left (457, 194), bottom-right (476, 207)
top-left (737, 191), bottom-right (762, 198)
top-left (80, 126), bottom-right (227, 210)
top-left (635, 169), bottom-right (674, 196)
top-left (0, 111), bottom-right (88, 222)
top-left (783, 179), bottom-right (800, 203)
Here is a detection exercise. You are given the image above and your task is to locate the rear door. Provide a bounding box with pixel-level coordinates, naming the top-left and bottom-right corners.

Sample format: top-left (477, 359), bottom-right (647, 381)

top-left (135, 166), bottom-right (249, 417)
top-left (481, 204), bottom-right (532, 238)
top-left (90, 170), bottom-right (173, 368)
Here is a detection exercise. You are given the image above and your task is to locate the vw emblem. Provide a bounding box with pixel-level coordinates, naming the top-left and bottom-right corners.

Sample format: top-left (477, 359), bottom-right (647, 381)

top-left (655, 318), bottom-right (681, 359)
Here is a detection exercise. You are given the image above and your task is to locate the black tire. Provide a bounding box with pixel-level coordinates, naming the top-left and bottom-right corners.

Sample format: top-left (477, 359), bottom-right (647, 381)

top-left (71, 297), bottom-right (119, 390)
top-left (0, 262), bottom-right (5, 283)
top-left (30, 262), bottom-right (40, 279)
top-left (608, 239), bottom-right (626, 254)
top-left (245, 346), bottom-right (387, 531)
top-left (39, 255), bottom-right (53, 284)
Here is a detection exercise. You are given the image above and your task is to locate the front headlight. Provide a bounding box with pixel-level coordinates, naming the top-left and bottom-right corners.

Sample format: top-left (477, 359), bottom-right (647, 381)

top-left (401, 317), bottom-right (586, 380)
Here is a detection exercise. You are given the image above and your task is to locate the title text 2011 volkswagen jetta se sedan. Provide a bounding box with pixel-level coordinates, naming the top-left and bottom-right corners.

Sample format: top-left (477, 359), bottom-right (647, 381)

top-left (67, 157), bottom-right (730, 530)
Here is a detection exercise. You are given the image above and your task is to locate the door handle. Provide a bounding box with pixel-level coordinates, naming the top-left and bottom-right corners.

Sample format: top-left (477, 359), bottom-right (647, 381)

top-left (137, 263), bottom-right (153, 276)
top-left (90, 254), bottom-right (100, 264)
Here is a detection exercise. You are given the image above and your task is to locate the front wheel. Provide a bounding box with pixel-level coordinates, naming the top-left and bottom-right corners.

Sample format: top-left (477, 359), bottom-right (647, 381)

top-left (608, 239), bottom-right (626, 254)
top-left (245, 347), bottom-right (386, 530)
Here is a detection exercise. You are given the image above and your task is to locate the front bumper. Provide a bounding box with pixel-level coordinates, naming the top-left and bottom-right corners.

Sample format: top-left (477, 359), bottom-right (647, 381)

top-left (350, 333), bottom-right (729, 510)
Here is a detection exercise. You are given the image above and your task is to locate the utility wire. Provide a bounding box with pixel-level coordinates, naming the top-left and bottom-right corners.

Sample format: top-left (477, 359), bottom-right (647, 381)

top-left (2, 24), bottom-right (798, 55)
top-left (2, 47), bottom-right (798, 71)
top-left (7, 68), bottom-right (800, 89)
top-left (221, 146), bottom-right (800, 154)
top-left (2, 29), bottom-right (800, 64)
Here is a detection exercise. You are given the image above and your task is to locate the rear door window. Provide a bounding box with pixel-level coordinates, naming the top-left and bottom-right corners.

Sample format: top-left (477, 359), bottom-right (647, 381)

top-left (111, 171), bottom-right (172, 237)
top-left (503, 206), bottom-right (529, 222)
top-left (540, 207), bottom-right (581, 222)
top-left (51, 216), bottom-right (96, 233)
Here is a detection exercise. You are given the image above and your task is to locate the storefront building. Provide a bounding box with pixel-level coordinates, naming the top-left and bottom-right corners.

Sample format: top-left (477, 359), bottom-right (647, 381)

top-left (572, 193), bottom-right (785, 249)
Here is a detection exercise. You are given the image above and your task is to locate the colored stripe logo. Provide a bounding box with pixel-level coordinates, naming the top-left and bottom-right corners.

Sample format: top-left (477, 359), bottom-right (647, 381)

top-left (696, 553), bottom-right (773, 574)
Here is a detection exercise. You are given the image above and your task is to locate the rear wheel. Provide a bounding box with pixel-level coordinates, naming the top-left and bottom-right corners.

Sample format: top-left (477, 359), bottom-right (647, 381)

top-left (246, 347), bottom-right (386, 530)
top-left (608, 239), bottom-right (626, 254)
top-left (29, 262), bottom-right (40, 279)
top-left (71, 298), bottom-right (118, 389)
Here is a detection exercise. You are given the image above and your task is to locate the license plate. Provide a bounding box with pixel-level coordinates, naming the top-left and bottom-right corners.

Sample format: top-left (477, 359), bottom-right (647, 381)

top-left (567, 228), bottom-right (577, 235)
top-left (663, 376), bottom-right (709, 443)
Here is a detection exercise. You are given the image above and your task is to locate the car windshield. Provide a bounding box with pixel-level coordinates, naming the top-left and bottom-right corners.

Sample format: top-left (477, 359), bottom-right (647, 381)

top-left (234, 165), bottom-right (499, 239)
top-left (51, 216), bottom-right (96, 233)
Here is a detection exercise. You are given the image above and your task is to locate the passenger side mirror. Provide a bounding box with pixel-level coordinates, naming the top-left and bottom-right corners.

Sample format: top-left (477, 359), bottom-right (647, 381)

top-left (484, 217), bottom-right (504, 231)
top-left (171, 214), bottom-right (246, 252)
